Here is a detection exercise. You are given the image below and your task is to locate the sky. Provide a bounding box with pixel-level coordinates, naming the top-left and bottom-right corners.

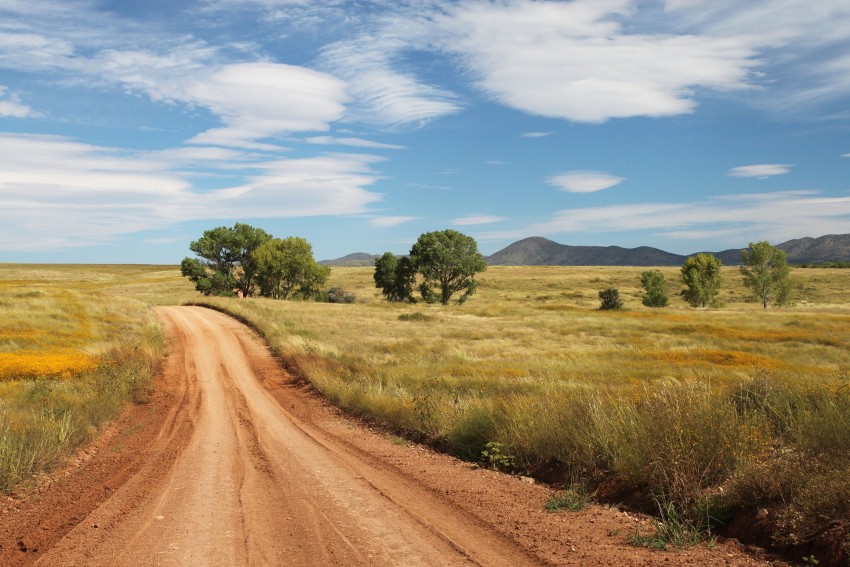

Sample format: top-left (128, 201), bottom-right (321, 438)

top-left (1, 0), bottom-right (849, 263)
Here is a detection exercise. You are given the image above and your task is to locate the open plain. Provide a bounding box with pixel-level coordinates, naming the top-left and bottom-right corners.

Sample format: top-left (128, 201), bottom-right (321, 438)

top-left (1, 264), bottom-right (848, 564)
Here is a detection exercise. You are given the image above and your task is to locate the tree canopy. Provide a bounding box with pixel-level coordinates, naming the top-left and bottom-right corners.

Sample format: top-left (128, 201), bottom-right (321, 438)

top-left (373, 252), bottom-right (416, 303)
top-left (680, 253), bottom-right (723, 308)
top-left (180, 223), bottom-right (272, 296)
top-left (253, 237), bottom-right (330, 300)
top-left (640, 269), bottom-right (669, 307)
top-left (409, 229), bottom-right (487, 305)
top-left (375, 229), bottom-right (487, 305)
top-left (740, 240), bottom-right (793, 308)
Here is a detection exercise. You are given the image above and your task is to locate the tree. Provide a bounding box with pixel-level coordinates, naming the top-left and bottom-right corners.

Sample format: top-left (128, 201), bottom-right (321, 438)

top-left (409, 229), bottom-right (487, 305)
top-left (740, 240), bottom-right (793, 308)
top-left (373, 252), bottom-right (416, 303)
top-left (253, 237), bottom-right (330, 300)
top-left (640, 269), bottom-right (669, 307)
top-left (680, 253), bottom-right (723, 308)
top-left (598, 287), bottom-right (623, 310)
top-left (181, 223), bottom-right (272, 296)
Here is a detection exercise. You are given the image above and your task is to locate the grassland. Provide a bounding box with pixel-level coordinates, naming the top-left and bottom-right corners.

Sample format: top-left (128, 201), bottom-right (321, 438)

top-left (2, 262), bottom-right (848, 550)
top-left (195, 265), bottom-right (850, 548)
top-left (0, 264), bottom-right (194, 491)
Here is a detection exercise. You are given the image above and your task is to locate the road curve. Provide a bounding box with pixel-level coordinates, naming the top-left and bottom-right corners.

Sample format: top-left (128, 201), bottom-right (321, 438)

top-left (35, 306), bottom-right (538, 567)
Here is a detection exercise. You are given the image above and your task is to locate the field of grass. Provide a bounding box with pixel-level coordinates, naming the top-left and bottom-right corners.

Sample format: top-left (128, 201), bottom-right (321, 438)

top-left (1, 262), bottom-right (848, 551)
top-left (195, 265), bottom-right (850, 548)
top-left (0, 264), bottom-right (192, 490)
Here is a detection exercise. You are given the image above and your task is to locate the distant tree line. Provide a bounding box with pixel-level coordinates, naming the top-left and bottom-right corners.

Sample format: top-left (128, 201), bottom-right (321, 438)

top-left (599, 240), bottom-right (793, 310)
top-left (797, 261), bottom-right (850, 269)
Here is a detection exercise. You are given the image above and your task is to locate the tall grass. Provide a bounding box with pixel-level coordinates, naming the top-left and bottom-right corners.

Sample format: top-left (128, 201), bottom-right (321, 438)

top-left (196, 265), bottom-right (850, 547)
top-left (0, 265), bottom-right (170, 491)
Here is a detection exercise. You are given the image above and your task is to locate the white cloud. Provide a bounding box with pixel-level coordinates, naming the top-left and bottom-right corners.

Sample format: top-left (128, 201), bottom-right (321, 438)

top-left (0, 134), bottom-right (383, 250)
top-left (368, 215), bottom-right (418, 227)
top-left (661, 0), bottom-right (850, 113)
top-left (485, 160), bottom-right (506, 165)
top-left (183, 63), bottom-right (349, 148)
top-left (521, 132), bottom-right (552, 138)
top-left (0, 86), bottom-right (40, 118)
top-left (305, 136), bottom-right (405, 150)
top-left (729, 164), bottom-right (793, 178)
top-left (548, 170), bottom-right (625, 193)
top-left (430, 0), bottom-right (760, 123)
top-left (318, 33), bottom-right (461, 127)
top-left (452, 214), bottom-right (506, 226)
top-left (0, 6), bottom-right (349, 149)
top-left (517, 190), bottom-right (850, 247)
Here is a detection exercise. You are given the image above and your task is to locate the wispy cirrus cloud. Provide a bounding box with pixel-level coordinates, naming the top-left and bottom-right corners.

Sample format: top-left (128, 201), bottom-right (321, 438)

top-left (520, 132), bottom-right (552, 138)
top-left (452, 214), bottom-right (506, 226)
top-left (728, 163), bottom-right (793, 178)
top-left (368, 215), bottom-right (418, 227)
top-left (548, 170), bottom-right (625, 193)
top-left (520, 190), bottom-right (850, 247)
top-left (318, 32), bottom-right (461, 127)
top-left (305, 136), bottom-right (405, 150)
top-left (0, 133), bottom-right (383, 250)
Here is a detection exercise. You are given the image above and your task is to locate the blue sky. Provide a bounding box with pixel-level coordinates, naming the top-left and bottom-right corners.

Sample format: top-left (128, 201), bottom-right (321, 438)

top-left (1, 0), bottom-right (849, 263)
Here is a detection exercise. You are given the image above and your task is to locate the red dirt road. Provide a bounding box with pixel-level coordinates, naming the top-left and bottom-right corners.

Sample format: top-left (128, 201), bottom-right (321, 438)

top-left (2, 306), bottom-right (788, 565)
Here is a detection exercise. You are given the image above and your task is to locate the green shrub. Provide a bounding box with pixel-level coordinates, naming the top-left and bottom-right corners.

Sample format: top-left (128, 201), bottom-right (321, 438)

top-left (324, 287), bottom-right (356, 304)
top-left (640, 270), bottom-right (669, 307)
top-left (599, 287), bottom-right (624, 310)
top-left (398, 312), bottom-right (432, 322)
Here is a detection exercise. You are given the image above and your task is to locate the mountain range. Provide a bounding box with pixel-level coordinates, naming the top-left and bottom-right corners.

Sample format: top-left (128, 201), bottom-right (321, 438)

top-left (320, 234), bottom-right (850, 267)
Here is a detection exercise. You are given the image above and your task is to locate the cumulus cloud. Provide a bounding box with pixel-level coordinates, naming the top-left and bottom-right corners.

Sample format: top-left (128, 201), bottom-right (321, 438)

top-left (452, 214), bottom-right (506, 226)
top-left (728, 164), bottom-right (793, 178)
top-left (0, 134), bottom-right (383, 250)
top-left (548, 170), bottom-right (625, 193)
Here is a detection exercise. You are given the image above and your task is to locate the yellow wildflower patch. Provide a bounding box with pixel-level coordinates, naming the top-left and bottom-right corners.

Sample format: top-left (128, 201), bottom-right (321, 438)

top-left (0, 349), bottom-right (98, 380)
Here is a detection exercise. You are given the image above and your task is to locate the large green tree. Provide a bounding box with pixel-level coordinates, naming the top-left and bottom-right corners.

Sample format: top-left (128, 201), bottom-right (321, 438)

top-left (180, 223), bottom-right (272, 296)
top-left (253, 237), bottom-right (330, 300)
top-left (373, 252), bottom-right (416, 303)
top-left (409, 229), bottom-right (487, 305)
top-left (740, 240), bottom-right (793, 308)
top-left (680, 253), bottom-right (723, 308)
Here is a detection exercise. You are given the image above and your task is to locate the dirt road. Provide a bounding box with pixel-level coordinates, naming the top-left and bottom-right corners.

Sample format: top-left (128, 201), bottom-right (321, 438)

top-left (3, 306), bottom-right (785, 566)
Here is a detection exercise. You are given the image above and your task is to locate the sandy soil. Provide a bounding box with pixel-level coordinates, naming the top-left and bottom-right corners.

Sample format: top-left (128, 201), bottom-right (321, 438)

top-left (0, 306), bottom-right (790, 566)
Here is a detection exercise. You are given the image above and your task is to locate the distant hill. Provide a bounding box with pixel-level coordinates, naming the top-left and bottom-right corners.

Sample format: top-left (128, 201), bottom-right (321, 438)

top-left (323, 234), bottom-right (850, 268)
top-left (319, 252), bottom-right (377, 267)
top-left (777, 234), bottom-right (850, 263)
top-left (485, 234), bottom-right (850, 266)
top-left (485, 237), bottom-right (686, 266)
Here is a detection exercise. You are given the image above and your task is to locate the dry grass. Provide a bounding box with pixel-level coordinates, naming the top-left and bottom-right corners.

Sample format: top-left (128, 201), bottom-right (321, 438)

top-left (0, 265), bottom-right (179, 490)
top-left (3, 262), bottom-right (848, 546)
top-left (195, 265), bottom-right (850, 545)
